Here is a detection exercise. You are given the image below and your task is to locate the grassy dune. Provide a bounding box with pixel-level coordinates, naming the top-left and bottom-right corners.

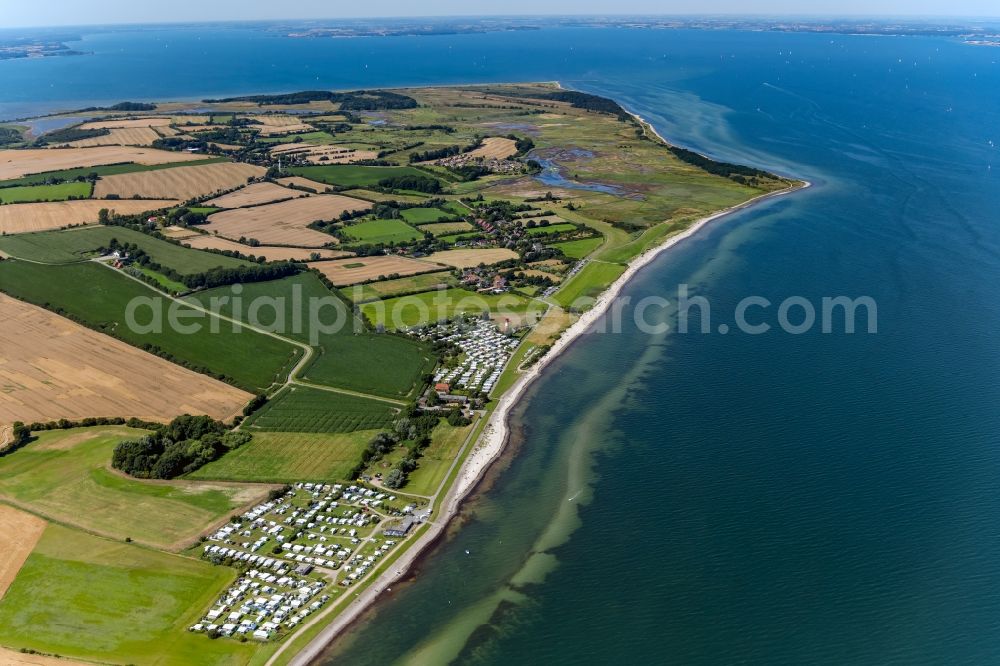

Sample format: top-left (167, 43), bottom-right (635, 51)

top-left (552, 261), bottom-right (626, 309)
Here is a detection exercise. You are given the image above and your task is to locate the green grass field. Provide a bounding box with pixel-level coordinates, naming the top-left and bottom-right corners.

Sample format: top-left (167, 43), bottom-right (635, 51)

top-left (0, 157), bottom-right (227, 188)
top-left (287, 164), bottom-right (436, 188)
top-left (0, 181), bottom-right (91, 203)
top-left (339, 271), bottom-right (456, 303)
top-left (402, 419), bottom-right (475, 495)
top-left (0, 523), bottom-right (254, 665)
top-left (400, 207), bottom-right (452, 224)
top-left (188, 273), bottom-right (434, 399)
top-left (525, 223), bottom-right (577, 236)
top-left (189, 430), bottom-right (379, 483)
top-left (0, 225), bottom-right (250, 274)
top-left (242, 386), bottom-right (398, 433)
top-left (549, 237), bottom-right (603, 259)
top-left (342, 218), bottom-right (423, 245)
top-left (0, 260), bottom-right (299, 392)
top-left (360, 287), bottom-right (544, 330)
top-left (257, 131), bottom-right (335, 144)
top-left (137, 266), bottom-right (189, 293)
top-left (0, 427), bottom-right (260, 549)
top-left (552, 261), bottom-right (626, 309)
top-left (416, 220), bottom-right (474, 235)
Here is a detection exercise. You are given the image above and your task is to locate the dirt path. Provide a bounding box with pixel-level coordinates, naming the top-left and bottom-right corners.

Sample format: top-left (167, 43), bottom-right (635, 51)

top-left (99, 260), bottom-right (404, 406)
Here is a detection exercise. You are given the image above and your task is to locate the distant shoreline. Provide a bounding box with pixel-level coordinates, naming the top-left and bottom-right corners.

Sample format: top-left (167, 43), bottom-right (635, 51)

top-left (285, 90), bottom-right (810, 666)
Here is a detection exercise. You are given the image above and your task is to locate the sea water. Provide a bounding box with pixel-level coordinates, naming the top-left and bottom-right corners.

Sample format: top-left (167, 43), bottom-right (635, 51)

top-left (4, 25), bottom-right (1000, 665)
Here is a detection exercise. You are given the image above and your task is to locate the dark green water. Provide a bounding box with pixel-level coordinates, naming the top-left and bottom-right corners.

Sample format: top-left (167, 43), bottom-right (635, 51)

top-left (316, 30), bottom-right (1000, 666)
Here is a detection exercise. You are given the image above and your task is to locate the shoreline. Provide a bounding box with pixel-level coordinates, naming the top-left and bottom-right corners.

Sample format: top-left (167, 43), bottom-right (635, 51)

top-left (288, 127), bottom-right (810, 665)
top-left (451, 179), bottom-right (811, 504)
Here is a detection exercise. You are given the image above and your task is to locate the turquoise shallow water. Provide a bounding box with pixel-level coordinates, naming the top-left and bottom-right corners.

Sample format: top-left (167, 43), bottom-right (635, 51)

top-left (4, 24), bottom-right (1000, 665)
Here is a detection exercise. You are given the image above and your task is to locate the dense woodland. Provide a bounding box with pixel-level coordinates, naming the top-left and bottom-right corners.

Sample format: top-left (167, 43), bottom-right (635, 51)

top-left (203, 89), bottom-right (418, 110)
top-left (111, 414), bottom-right (251, 479)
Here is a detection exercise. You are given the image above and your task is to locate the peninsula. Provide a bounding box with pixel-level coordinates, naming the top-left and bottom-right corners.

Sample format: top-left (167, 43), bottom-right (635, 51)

top-left (0, 83), bottom-right (804, 666)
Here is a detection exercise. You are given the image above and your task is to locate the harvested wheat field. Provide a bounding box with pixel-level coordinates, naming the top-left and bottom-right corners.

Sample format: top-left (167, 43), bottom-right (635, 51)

top-left (0, 294), bottom-right (252, 424)
top-left (0, 504), bottom-right (46, 600)
top-left (183, 235), bottom-right (351, 261)
top-left (0, 147), bottom-right (206, 180)
top-left (153, 125), bottom-right (181, 137)
top-left (0, 645), bottom-right (91, 666)
top-left (250, 115), bottom-right (315, 135)
top-left (202, 194), bottom-right (369, 247)
top-left (79, 117), bottom-right (174, 130)
top-left (181, 124), bottom-right (227, 133)
top-left (256, 124), bottom-right (316, 136)
top-left (309, 255), bottom-right (442, 286)
top-left (519, 268), bottom-right (562, 282)
top-left (276, 176), bottom-right (332, 193)
top-left (206, 182), bottom-right (308, 208)
top-left (94, 161), bottom-right (265, 201)
top-left (160, 225), bottom-right (200, 239)
top-left (307, 149), bottom-right (378, 165)
top-left (60, 127), bottom-right (161, 148)
top-left (270, 143), bottom-right (379, 164)
top-left (251, 115), bottom-right (309, 127)
top-left (0, 199), bottom-right (177, 234)
top-left (425, 248), bottom-right (519, 268)
top-left (467, 136), bottom-right (518, 159)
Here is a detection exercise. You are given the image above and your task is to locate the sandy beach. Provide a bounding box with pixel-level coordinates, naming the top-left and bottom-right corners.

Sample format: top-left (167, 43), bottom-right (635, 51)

top-left (279, 107), bottom-right (810, 666)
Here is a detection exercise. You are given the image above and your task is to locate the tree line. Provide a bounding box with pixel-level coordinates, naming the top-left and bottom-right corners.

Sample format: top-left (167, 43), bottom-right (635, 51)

top-left (666, 145), bottom-right (778, 182)
top-left (103, 238), bottom-right (301, 290)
